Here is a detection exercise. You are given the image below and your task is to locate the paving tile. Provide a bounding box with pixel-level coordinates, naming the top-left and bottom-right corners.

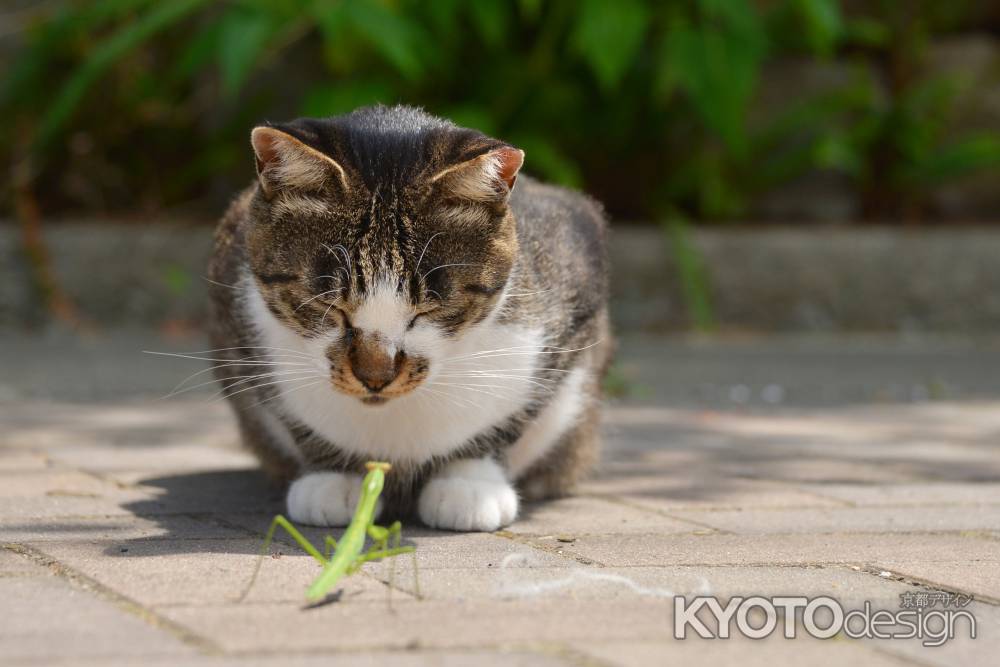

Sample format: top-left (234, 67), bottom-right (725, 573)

top-left (1, 401), bottom-right (236, 451)
top-left (0, 451), bottom-right (51, 471)
top-left (534, 532), bottom-right (1000, 568)
top-left (107, 468), bottom-right (285, 515)
top-left (5, 375), bottom-right (1000, 664)
top-left (0, 513), bottom-right (245, 542)
top-left (45, 443), bottom-right (254, 474)
top-left (225, 515), bottom-right (571, 570)
top-left (159, 598), bottom-right (677, 653)
top-left (0, 577), bottom-right (195, 661)
top-left (579, 637), bottom-right (904, 667)
top-left (0, 468), bottom-right (277, 518)
top-left (580, 475), bottom-right (847, 511)
top-left (0, 470), bottom-right (118, 498)
top-left (0, 547), bottom-right (50, 576)
top-left (582, 595), bottom-right (997, 667)
top-left (669, 506), bottom-right (1000, 535)
top-left (18, 649), bottom-right (575, 667)
top-left (795, 482), bottom-right (1000, 506)
top-left (28, 538), bottom-right (393, 607)
top-left (0, 495), bottom-right (134, 520)
top-left (863, 600), bottom-right (998, 667)
top-left (719, 458), bottom-right (920, 484)
top-left (508, 496), bottom-right (702, 535)
top-left (370, 563), bottom-right (921, 605)
top-left (876, 560), bottom-right (1000, 602)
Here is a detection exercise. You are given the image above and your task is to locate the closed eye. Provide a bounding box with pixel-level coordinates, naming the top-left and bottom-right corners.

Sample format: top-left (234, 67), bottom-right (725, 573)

top-left (463, 283), bottom-right (501, 296)
top-left (408, 304), bottom-right (440, 330)
top-left (256, 272), bottom-right (300, 285)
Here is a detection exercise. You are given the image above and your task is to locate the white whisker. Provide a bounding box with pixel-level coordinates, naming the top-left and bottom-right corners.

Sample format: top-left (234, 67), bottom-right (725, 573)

top-left (243, 378), bottom-right (326, 410)
top-left (165, 361), bottom-right (318, 396)
top-left (433, 374), bottom-right (557, 393)
top-left (416, 384), bottom-right (480, 410)
top-left (202, 276), bottom-right (246, 291)
top-left (443, 340), bottom-right (603, 364)
top-left (212, 374), bottom-right (326, 403)
top-left (168, 368), bottom-right (320, 399)
top-left (145, 346), bottom-right (315, 360)
top-left (429, 381), bottom-right (545, 400)
top-left (322, 243), bottom-right (353, 278)
top-left (144, 350), bottom-right (313, 365)
top-left (294, 288), bottom-right (345, 312)
top-left (415, 231), bottom-right (445, 274)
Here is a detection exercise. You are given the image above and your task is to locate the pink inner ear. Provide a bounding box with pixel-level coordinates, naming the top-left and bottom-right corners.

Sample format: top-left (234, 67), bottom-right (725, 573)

top-left (494, 147), bottom-right (524, 190)
top-left (251, 128), bottom-right (282, 171)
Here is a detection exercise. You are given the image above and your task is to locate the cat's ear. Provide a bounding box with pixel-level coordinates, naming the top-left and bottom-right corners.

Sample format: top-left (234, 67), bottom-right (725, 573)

top-left (251, 126), bottom-right (348, 198)
top-left (431, 146), bottom-right (524, 203)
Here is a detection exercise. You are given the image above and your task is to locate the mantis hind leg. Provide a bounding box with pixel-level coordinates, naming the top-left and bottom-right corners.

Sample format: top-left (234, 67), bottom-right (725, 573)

top-left (358, 521), bottom-right (421, 601)
top-left (324, 536), bottom-right (338, 559)
top-left (238, 515), bottom-right (329, 602)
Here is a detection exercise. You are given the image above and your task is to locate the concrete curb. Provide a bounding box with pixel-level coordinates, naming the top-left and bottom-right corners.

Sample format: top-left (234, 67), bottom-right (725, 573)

top-left (3, 222), bottom-right (999, 332)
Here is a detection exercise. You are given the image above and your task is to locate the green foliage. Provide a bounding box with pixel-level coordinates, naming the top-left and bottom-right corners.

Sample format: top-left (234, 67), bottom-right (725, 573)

top-left (663, 214), bottom-right (715, 332)
top-left (1, 0), bottom-right (995, 222)
top-left (572, 0), bottom-right (649, 91)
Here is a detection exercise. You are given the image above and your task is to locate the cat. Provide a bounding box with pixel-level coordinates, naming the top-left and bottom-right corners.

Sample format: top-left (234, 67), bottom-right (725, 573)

top-left (208, 105), bottom-right (610, 532)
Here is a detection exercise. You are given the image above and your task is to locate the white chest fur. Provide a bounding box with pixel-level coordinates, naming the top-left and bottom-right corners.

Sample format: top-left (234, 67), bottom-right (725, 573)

top-left (243, 277), bottom-right (545, 463)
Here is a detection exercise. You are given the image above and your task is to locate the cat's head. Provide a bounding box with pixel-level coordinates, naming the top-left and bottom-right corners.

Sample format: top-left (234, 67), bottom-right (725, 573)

top-left (244, 106), bottom-right (524, 405)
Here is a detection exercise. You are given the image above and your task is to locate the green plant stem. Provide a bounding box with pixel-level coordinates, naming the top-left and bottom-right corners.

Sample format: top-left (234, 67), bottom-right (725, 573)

top-left (662, 216), bottom-right (715, 332)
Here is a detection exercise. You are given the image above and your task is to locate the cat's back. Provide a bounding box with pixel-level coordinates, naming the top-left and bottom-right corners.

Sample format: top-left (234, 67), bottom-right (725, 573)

top-left (509, 175), bottom-right (609, 319)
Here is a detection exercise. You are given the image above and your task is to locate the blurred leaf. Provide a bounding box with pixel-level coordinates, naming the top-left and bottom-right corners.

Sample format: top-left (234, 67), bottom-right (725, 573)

top-left (2, 0), bottom-right (156, 108)
top-left (421, 0), bottom-right (462, 36)
top-left (665, 15), bottom-right (764, 155)
top-left (302, 82), bottom-right (394, 116)
top-left (168, 18), bottom-right (223, 85)
top-left (468, 0), bottom-right (509, 47)
top-left (36, 0), bottom-right (209, 148)
top-left (843, 17), bottom-right (891, 47)
top-left (343, 0), bottom-right (425, 80)
top-left (571, 0), bottom-right (648, 91)
top-left (909, 134), bottom-right (1000, 183)
top-left (813, 133), bottom-right (863, 173)
top-left (217, 8), bottom-right (280, 98)
top-left (794, 0), bottom-right (843, 56)
top-left (444, 105), bottom-right (498, 135)
top-left (517, 0), bottom-right (542, 23)
top-left (510, 135), bottom-right (582, 187)
top-left (161, 264), bottom-right (193, 296)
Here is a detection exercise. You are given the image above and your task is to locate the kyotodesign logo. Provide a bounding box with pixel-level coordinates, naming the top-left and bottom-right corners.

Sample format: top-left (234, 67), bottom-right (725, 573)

top-left (673, 593), bottom-right (976, 647)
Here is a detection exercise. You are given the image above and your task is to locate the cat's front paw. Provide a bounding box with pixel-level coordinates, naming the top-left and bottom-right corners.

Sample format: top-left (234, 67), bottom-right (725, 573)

top-left (418, 458), bottom-right (518, 532)
top-left (286, 471), bottom-right (381, 527)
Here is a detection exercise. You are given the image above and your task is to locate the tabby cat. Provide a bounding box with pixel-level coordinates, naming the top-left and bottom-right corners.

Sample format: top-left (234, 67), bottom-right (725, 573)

top-left (208, 105), bottom-right (610, 531)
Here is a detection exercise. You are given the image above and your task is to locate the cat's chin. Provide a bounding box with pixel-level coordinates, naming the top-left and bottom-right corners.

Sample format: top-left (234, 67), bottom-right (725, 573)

top-left (360, 395), bottom-right (390, 406)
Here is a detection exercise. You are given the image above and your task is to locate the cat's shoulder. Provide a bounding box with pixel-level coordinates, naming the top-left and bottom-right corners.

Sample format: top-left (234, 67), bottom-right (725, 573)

top-left (510, 175), bottom-right (608, 263)
top-left (511, 175), bottom-right (607, 228)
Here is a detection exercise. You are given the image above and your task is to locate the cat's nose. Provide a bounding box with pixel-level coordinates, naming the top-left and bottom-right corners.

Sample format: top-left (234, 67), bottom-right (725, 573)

top-left (347, 332), bottom-right (404, 392)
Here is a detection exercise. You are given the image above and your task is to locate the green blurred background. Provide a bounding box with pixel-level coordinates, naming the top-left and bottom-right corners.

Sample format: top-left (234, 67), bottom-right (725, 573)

top-left (5, 0), bottom-right (1000, 226)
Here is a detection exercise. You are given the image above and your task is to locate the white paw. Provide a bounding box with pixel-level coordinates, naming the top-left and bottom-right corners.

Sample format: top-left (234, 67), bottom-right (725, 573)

top-left (286, 472), bottom-right (382, 527)
top-left (418, 458), bottom-right (519, 532)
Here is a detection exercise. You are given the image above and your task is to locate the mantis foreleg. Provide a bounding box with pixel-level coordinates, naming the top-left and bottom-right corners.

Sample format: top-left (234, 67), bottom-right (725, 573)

top-left (238, 514), bottom-right (328, 602)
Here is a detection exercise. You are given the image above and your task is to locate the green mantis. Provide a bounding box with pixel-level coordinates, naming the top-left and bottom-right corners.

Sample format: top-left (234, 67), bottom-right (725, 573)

top-left (240, 461), bottom-right (419, 604)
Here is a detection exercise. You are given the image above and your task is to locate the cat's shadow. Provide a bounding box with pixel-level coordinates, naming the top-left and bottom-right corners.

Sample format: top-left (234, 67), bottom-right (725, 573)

top-left (100, 468), bottom-right (472, 558)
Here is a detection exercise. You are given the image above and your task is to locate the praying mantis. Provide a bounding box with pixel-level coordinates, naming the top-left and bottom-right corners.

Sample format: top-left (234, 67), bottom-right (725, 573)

top-left (240, 461), bottom-right (420, 604)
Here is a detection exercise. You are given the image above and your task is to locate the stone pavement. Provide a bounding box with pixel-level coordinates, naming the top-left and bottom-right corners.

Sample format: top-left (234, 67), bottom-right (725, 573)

top-left (2, 334), bottom-right (1000, 666)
